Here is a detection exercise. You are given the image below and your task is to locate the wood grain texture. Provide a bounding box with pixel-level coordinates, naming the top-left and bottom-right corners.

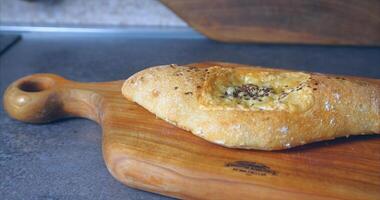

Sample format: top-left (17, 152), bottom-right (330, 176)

top-left (3, 63), bottom-right (380, 199)
top-left (160, 0), bottom-right (380, 46)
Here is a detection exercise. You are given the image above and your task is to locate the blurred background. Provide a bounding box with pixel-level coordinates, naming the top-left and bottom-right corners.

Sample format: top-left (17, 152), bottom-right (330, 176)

top-left (1, 1), bottom-right (380, 200)
top-left (0, 0), bottom-right (187, 27)
top-left (1, 0), bottom-right (379, 44)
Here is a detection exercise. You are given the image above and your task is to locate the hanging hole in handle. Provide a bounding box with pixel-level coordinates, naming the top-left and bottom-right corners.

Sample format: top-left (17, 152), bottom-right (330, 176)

top-left (4, 73), bottom-right (70, 123)
top-left (18, 77), bottom-right (55, 92)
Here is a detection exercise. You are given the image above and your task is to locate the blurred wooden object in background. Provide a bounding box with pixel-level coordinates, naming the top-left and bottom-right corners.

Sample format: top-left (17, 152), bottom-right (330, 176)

top-left (161, 0), bottom-right (380, 46)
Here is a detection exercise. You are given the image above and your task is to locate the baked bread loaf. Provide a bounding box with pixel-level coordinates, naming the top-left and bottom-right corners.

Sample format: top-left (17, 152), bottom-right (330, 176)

top-left (122, 62), bottom-right (380, 150)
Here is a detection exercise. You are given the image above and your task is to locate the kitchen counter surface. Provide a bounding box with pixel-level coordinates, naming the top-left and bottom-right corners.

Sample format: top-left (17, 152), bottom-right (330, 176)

top-left (1, 28), bottom-right (380, 200)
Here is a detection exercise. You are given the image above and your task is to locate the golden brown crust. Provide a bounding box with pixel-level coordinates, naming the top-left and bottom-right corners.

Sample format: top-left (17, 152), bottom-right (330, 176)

top-left (122, 63), bottom-right (380, 150)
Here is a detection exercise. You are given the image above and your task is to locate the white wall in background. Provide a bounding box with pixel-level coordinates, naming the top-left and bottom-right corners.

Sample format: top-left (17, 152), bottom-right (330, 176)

top-left (0, 0), bottom-right (187, 27)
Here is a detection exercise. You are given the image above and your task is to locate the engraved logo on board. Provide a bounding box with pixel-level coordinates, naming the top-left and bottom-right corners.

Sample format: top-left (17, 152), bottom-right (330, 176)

top-left (225, 161), bottom-right (277, 176)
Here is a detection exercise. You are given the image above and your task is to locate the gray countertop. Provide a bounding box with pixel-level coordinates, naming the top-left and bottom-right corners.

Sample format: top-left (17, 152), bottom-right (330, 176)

top-left (1, 28), bottom-right (380, 200)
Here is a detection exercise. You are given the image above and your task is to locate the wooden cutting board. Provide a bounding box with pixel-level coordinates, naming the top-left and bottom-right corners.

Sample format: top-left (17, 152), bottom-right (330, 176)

top-left (3, 62), bottom-right (380, 200)
top-left (160, 0), bottom-right (380, 46)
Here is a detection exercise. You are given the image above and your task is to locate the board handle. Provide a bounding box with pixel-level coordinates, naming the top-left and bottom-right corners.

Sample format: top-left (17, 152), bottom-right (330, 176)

top-left (3, 73), bottom-right (103, 123)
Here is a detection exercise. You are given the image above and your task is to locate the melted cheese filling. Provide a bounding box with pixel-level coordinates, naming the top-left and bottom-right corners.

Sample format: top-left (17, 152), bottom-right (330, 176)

top-left (199, 67), bottom-right (314, 112)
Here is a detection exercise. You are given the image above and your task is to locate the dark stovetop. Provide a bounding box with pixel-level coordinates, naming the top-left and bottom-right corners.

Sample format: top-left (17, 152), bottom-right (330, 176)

top-left (1, 28), bottom-right (380, 200)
